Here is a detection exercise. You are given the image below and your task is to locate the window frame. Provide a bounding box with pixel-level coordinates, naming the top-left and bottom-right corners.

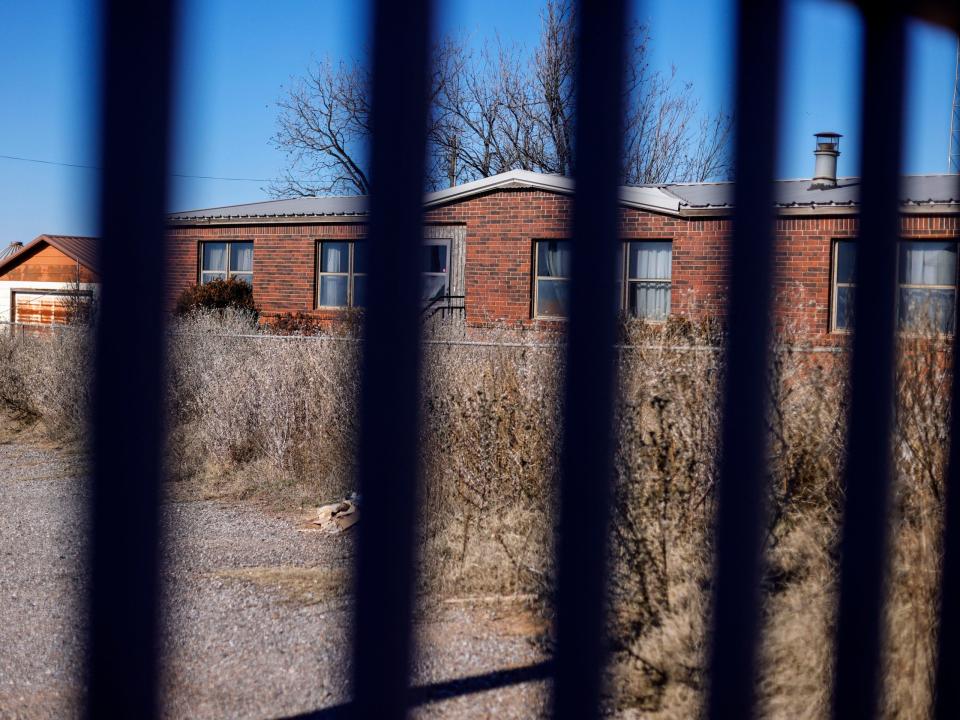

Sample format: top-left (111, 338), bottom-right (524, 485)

top-left (421, 238), bottom-right (452, 302)
top-left (532, 239), bottom-right (572, 320)
top-left (622, 240), bottom-right (673, 321)
top-left (896, 238), bottom-right (959, 335)
top-left (532, 239), bottom-right (675, 321)
top-left (316, 240), bottom-right (365, 309)
top-left (830, 238), bottom-right (960, 334)
top-left (198, 240), bottom-right (254, 285)
top-left (830, 239), bottom-right (856, 333)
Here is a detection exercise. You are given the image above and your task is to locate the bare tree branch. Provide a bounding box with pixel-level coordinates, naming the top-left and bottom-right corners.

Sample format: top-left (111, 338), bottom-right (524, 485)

top-left (271, 0), bottom-right (732, 196)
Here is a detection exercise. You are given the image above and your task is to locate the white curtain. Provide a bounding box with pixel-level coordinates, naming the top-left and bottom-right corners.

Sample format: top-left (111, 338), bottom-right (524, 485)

top-left (319, 276), bottom-right (348, 306)
top-left (629, 242), bottom-right (671, 318)
top-left (231, 243), bottom-right (253, 273)
top-left (542, 242), bottom-right (572, 277)
top-left (899, 242), bottom-right (956, 286)
top-left (321, 243), bottom-right (348, 273)
top-left (203, 243), bottom-right (227, 273)
top-left (629, 241), bottom-right (671, 280)
top-left (630, 283), bottom-right (670, 319)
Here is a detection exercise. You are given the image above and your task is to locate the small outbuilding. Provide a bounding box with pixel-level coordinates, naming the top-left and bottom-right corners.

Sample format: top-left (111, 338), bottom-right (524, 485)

top-left (0, 235), bottom-right (99, 325)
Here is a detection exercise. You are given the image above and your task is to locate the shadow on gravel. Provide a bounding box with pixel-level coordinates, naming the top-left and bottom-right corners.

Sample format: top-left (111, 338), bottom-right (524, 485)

top-left (278, 660), bottom-right (554, 718)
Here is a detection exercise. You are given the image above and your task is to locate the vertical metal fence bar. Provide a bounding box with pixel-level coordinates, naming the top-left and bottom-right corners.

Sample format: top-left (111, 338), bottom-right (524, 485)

top-left (85, 1), bottom-right (177, 717)
top-left (831, 6), bottom-right (905, 719)
top-left (551, 1), bottom-right (627, 718)
top-left (349, 0), bottom-right (433, 717)
top-left (706, 1), bottom-right (783, 718)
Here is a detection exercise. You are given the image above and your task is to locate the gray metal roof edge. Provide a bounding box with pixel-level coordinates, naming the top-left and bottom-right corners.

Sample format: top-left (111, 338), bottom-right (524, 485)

top-left (168, 213), bottom-right (370, 226)
top-left (678, 201), bottom-right (960, 218)
top-left (168, 170), bottom-right (960, 221)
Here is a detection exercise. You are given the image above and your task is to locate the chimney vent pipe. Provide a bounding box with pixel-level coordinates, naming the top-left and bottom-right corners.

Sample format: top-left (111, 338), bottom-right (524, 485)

top-left (811, 131), bottom-right (841, 189)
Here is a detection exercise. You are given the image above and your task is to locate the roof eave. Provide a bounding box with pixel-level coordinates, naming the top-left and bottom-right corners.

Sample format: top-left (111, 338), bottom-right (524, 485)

top-left (167, 213), bottom-right (370, 226)
top-left (678, 201), bottom-right (960, 218)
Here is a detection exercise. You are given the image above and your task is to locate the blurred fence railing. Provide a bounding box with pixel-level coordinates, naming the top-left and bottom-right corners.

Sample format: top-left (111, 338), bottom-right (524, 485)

top-left (84, 1), bottom-right (960, 719)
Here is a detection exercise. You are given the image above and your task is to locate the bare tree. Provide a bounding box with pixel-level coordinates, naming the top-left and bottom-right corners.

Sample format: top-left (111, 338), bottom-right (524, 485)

top-left (272, 0), bottom-right (731, 197)
top-left (528, 0), bottom-right (576, 175)
top-left (272, 59), bottom-right (372, 196)
top-left (271, 41), bottom-right (464, 197)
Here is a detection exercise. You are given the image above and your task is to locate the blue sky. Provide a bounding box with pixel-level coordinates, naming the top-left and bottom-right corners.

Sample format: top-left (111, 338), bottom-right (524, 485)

top-left (0, 0), bottom-right (955, 242)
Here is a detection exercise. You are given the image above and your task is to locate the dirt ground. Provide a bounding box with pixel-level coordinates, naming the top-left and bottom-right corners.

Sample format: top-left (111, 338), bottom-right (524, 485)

top-left (0, 425), bottom-right (550, 719)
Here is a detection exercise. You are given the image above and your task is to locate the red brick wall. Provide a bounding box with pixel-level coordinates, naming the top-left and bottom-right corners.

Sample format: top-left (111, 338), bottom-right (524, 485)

top-left (165, 189), bottom-right (959, 342)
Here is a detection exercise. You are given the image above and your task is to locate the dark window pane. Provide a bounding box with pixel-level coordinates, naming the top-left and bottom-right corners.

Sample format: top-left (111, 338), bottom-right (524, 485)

top-left (836, 241), bottom-right (856, 284)
top-left (899, 241), bottom-right (957, 287)
top-left (202, 243), bottom-right (227, 273)
top-left (422, 243), bottom-right (448, 273)
top-left (231, 242), bottom-right (254, 273)
top-left (835, 286), bottom-right (855, 330)
top-left (353, 274), bottom-right (367, 307)
top-left (353, 243), bottom-right (367, 274)
top-left (898, 288), bottom-right (956, 333)
top-left (628, 241), bottom-right (671, 280)
top-left (319, 275), bottom-right (348, 307)
top-left (537, 241), bottom-right (572, 278)
top-left (320, 242), bottom-right (350, 273)
top-left (537, 278), bottom-right (569, 317)
top-left (422, 274), bottom-right (447, 300)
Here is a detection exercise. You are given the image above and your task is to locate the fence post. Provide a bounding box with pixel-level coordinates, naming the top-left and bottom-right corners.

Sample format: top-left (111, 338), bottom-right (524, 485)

top-left (85, 1), bottom-right (177, 717)
top-left (707, 0), bottom-right (784, 717)
top-left (551, 2), bottom-right (626, 718)
top-left (831, 5), bottom-right (905, 718)
top-left (348, 0), bottom-right (434, 717)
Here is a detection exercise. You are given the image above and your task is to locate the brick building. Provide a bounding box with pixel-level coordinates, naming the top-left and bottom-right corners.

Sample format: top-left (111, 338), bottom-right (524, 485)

top-left (168, 148), bottom-right (958, 342)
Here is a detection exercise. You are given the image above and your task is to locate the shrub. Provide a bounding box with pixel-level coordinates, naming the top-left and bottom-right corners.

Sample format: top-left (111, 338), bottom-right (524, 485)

top-left (0, 326), bottom-right (92, 439)
top-left (174, 278), bottom-right (258, 318)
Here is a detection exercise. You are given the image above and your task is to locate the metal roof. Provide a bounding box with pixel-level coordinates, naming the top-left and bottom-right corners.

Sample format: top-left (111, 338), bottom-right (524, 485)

top-left (0, 234), bottom-right (99, 277)
top-left (167, 170), bottom-right (960, 222)
top-left (169, 195), bottom-right (369, 220)
top-left (660, 174), bottom-right (960, 210)
top-left (169, 169), bottom-right (682, 221)
top-left (0, 242), bottom-right (24, 261)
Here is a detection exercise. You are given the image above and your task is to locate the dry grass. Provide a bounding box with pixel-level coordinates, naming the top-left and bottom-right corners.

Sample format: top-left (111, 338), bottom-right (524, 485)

top-left (0, 312), bottom-right (953, 719)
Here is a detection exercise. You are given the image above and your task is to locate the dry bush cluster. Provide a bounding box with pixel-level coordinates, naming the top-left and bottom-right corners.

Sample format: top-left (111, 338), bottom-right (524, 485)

top-left (419, 333), bottom-right (563, 597)
top-left (165, 310), bottom-right (361, 506)
top-left (0, 311), bottom-right (953, 719)
top-left (0, 325), bottom-right (92, 440)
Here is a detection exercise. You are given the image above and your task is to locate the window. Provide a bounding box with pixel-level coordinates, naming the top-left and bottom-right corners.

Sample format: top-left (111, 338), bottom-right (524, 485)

top-left (532, 239), bottom-right (673, 320)
top-left (625, 241), bottom-right (671, 319)
top-left (317, 239), bottom-right (451, 308)
top-left (831, 240), bottom-right (856, 331)
top-left (898, 240), bottom-right (957, 333)
top-left (422, 239), bottom-right (450, 301)
top-left (318, 241), bottom-right (366, 307)
top-left (200, 241), bottom-right (253, 284)
top-left (534, 240), bottom-right (571, 318)
top-left (831, 239), bottom-right (959, 333)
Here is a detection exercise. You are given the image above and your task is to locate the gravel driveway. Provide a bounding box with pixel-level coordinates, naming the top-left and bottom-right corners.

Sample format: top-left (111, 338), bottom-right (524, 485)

top-left (0, 436), bottom-right (548, 719)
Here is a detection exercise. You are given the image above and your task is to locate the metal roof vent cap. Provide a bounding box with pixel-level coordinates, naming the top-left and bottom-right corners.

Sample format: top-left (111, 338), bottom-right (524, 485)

top-left (0, 241), bottom-right (23, 261)
top-left (810, 131), bottom-right (841, 189)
